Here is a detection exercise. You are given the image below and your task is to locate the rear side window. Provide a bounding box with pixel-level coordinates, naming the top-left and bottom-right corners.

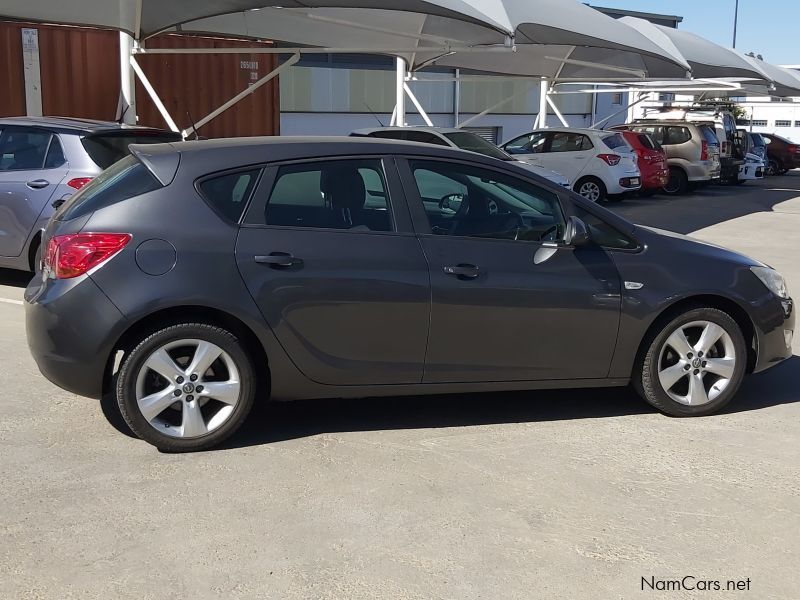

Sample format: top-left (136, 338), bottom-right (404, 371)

top-left (81, 132), bottom-right (182, 169)
top-left (198, 169), bottom-right (261, 223)
top-left (56, 155), bottom-right (161, 221)
top-left (550, 132), bottom-right (592, 152)
top-left (573, 205), bottom-right (638, 250)
top-left (663, 127), bottom-right (691, 145)
top-left (261, 159), bottom-right (392, 232)
top-left (44, 136), bottom-right (66, 168)
top-left (0, 128), bottom-right (52, 171)
top-left (601, 133), bottom-right (629, 151)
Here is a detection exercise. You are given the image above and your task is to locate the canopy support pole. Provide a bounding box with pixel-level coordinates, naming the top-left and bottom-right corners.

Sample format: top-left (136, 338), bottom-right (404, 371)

top-left (396, 57), bottom-right (407, 127)
top-left (403, 83), bottom-right (433, 126)
top-left (118, 32), bottom-right (137, 124)
top-left (185, 52), bottom-right (300, 137)
top-left (546, 95), bottom-right (568, 127)
top-left (129, 55), bottom-right (180, 133)
top-left (454, 68), bottom-right (461, 127)
top-left (539, 79), bottom-right (548, 128)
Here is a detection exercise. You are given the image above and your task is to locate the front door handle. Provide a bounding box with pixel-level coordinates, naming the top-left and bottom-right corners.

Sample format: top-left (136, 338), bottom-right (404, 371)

top-left (26, 179), bottom-right (50, 190)
top-left (444, 264), bottom-right (481, 280)
top-left (255, 253), bottom-right (303, 268)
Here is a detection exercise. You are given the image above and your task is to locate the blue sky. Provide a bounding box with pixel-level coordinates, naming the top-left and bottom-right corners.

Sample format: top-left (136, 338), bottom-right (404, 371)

top-left (591, 1), bottom-right (798, 64)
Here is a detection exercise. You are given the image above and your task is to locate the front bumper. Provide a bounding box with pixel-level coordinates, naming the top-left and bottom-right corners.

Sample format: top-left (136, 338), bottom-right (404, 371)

top-left (753, 296), bottom-right (795, 374)
top-left (25, 274), bottom-right (126, 399)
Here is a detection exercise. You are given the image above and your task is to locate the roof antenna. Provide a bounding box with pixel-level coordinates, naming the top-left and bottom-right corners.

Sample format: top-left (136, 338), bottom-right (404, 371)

top-left (186, 110), bottom-right (200, 140)
top-left (362, 100), bottom-right (386, 127)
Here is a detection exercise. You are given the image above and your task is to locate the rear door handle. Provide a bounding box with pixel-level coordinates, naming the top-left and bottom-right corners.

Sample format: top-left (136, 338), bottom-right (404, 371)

top-left (255, 253), bottom-right (303, 268)
top-left (443, 264), bottom-right (481, 280)
top-left (26, 179), bottom-right (50, 190)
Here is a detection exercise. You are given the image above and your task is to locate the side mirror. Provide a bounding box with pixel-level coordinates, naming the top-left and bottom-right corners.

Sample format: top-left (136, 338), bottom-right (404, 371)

top-left (564, 215), bottom-right (591, 247)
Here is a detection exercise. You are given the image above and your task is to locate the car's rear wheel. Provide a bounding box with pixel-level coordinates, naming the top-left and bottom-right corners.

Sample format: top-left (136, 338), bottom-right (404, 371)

top-left (574, 177), bottom-right (606, 203)
top-left (767, 159), bottom-right (781, 176)
top-left (635, 307), bottom-right (746, 417)
top-left (662, 168), bottom-right (688, 195)
top-left (117, 323), bottom-right (256, 452)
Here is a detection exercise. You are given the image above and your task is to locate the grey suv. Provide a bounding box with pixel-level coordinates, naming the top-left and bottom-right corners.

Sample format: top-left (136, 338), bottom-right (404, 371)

top-left (25, 137), bottom-right (794, 452)
top-left (623, 121), bottom-right (721, 194)
top-left (0, 117), bottom-right (180, 272)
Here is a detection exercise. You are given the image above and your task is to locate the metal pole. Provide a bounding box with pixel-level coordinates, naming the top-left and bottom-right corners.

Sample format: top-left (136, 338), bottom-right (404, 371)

top-left (539, 79), bottom-right (548, 129)
top-left (454, 68), bottom-right (460, 127)
top-left (396, 57), bottom-right (406, 127)
top-left (733, 0), bottom-right (739, 48)
top-left (129, 56), bottom-right (180, 133)
top-left (118, 32), bottom-right (137, 124)
top-left (404, 83), bottom-right (434, 126)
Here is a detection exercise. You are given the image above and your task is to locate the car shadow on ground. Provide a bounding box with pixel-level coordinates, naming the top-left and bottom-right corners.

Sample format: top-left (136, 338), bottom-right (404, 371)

top-left (609, 172), bottom-right (800, 234)
top-left (202, 356), bottom-right (799, 451)
top-left (0, 268), bottom-right (33, 288)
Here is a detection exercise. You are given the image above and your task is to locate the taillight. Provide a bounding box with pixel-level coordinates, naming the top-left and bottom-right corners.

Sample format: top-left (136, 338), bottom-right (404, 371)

top-left (700, 141), bottom-right (709, 161)
top-left (43, 233), bottom-right (131, 279)
top-left (67, 177), bottom-right (93, 190)
top-left (597, 154), bottom-right (621, 166)
top-left (790, 145), bottom-right (800, 154)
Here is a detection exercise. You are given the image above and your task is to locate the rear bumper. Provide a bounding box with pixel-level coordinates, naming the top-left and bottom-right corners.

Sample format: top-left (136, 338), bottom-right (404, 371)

top-left (753, 296), bottom-right (795, 374)
top-left (25, 274), bottom-right (125, 399)
top-left (640, 167), bottom-right (669, 189)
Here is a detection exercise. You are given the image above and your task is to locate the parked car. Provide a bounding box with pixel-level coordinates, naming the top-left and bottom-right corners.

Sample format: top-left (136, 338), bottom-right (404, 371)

top-left (0, 117), bottom-right (181, 273)
top-left (760, 133), bottom-right (800, 175)
top-left (615, 129), bottom-right (668, 196)
top-left (26, 137), bottom-right (794, 451)
top-left (733, 131), bottom-right (765, 184)
top-left (623, 121), bottom-right (721, 195)
top-left (637, 108), bottom-right (742, 184)
top-left (502, 127), bottom-right (641, 203)
top-left (351, 127), bottom-right (570, 188)
top-left (745, 132), bottom-right (767, 163)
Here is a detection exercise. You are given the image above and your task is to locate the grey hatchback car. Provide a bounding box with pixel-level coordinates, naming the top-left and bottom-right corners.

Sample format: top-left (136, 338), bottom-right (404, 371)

top-left (25, 137), bottom-right (794, 452)
top-left (0, 117), bottom-right (180, 272)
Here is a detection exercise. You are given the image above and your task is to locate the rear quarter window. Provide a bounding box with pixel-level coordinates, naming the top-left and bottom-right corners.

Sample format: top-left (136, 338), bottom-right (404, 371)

top-left (601, 133), bottom-right (629, 151)
top-left (56, 155), bottom-right (161, 221)
top-left (197, 169), bottom-right (261, 223)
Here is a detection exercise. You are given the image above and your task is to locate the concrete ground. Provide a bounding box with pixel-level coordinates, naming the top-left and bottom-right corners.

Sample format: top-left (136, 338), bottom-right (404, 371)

top-left (1, 175), bottom-right (799, 599)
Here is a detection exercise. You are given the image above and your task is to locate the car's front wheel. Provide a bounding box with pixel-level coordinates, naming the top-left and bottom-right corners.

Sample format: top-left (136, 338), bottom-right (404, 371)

top-left (117, 323), bottom-right (256, 452)
top-left (635, 307), bottom-right (747, 417)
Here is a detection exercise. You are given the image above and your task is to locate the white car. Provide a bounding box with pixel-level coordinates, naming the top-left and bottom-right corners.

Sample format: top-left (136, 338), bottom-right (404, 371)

top-left (350, 127), bottom-right (571, 188)
top-left (502, 127), bottom-right (642, 202)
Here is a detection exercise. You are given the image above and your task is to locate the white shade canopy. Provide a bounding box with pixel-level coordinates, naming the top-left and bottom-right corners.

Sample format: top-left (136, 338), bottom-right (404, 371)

top-left (619, 17), bottom-right (770, 82)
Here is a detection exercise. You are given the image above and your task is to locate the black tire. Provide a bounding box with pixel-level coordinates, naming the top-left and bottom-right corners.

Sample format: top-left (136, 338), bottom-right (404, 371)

top-left (662, 168), bottom-right (688, 195)
top-left (117, 323), bottom-right (257, 452)
top-left (574, 176), bottom-right (607, 203)
top-left (634, 307), bottom-right (747, 417)
top-left (767, 159), bottom-right (781, 176)
top-left (29, 238), bottom-right (42, 273)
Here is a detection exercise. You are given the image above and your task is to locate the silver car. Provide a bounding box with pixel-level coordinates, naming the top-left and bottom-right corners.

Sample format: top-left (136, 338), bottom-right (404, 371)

top-left (0, 117), bottom-right (180, 272)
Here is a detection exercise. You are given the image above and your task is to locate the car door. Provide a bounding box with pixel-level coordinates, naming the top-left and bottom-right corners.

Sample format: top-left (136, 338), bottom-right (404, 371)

top-left (536, 131), bottom-right (595, 183)
top-left (0, 127), bottom-right (68, 257)
top-left (398, 157), bottom-right (622, 383)
top-left (235, 156), bottom-right (431, 386)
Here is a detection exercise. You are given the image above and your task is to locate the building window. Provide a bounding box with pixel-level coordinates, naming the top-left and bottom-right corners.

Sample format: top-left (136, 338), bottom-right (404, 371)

top-left (750, 120), bottom-right (768, 127)
top-left (775, 120), bottom-right (791, 127)
top-left (794, 121), bottom-right (800, 127)
top-left (658, 93), bottom-right (675, 102)
top-left (611, 92), bottom-right (623, 105)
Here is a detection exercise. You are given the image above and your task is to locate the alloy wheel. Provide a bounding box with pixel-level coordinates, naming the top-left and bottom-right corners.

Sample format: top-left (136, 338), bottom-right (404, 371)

top-left (578, 181), bottom-right (601, 202)
top-left (135, 339), bottom-right (242, 438)
top-left (656, 320), bottom-right (736, 406)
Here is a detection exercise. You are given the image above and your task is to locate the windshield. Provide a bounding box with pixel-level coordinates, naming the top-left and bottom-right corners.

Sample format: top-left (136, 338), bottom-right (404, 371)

top-left (82, 131), bottom-right (181, 169)
top-left (443, 132), bottom-right (511, 160)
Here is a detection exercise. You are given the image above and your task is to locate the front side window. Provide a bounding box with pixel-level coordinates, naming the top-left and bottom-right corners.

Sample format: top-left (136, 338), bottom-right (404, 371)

top-left (0, 128), bottom-right (52, 171)
top-left (550, 132), bottom-right (592, 153)
top-left (264, 159), bottom-right (392, 232)
top-left (632, 125), bottom-right (664, 145)
top-left (504, 132), bottom-right (547, 155)
top-left (410, 160), bottom-right (565, 242)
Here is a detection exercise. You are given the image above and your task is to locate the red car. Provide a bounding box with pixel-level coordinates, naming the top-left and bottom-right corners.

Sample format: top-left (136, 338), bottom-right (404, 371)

top-left (618, 129), bottom-right (669, 194)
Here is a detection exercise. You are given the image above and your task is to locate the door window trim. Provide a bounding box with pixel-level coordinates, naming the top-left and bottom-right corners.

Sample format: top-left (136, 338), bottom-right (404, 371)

top-left (241, 155), bottom-right (414, 235)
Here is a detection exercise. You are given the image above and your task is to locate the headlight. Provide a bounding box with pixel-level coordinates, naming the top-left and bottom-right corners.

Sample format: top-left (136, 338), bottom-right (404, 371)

top-left (751, 266), bottom-right (789, 299)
